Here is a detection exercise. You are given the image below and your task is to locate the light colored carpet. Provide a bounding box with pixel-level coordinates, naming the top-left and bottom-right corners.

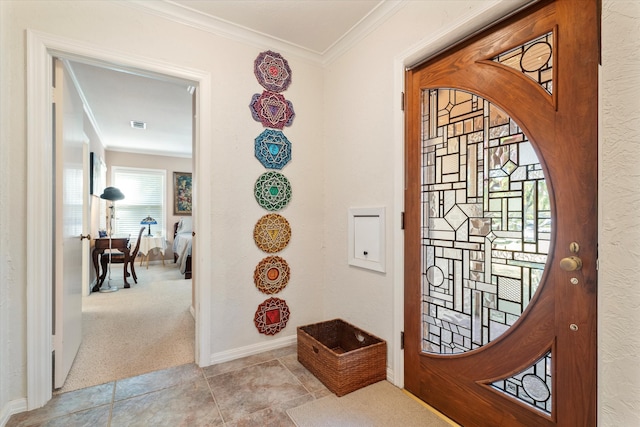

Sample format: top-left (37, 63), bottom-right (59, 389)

top-left (287, 381), bottom-right (457, 427)
top-left (56, 261), bottom-right (194, 393)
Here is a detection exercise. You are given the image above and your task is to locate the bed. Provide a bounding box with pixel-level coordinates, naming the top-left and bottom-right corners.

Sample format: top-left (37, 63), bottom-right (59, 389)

top-left (173, 218), bottom-right (192, 279)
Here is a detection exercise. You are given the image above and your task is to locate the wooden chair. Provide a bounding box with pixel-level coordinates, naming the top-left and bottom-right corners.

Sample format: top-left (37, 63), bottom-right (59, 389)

top-left (101, 226), bottom-right (145, 284)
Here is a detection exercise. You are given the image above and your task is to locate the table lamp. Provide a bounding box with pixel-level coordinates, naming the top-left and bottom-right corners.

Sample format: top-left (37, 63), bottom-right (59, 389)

top-left (100, 186), bottom-right (125, 293)
top-left (141, 216), bottom-right (157, 236)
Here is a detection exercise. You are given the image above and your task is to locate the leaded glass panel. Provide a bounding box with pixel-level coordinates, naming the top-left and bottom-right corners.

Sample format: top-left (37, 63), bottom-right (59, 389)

top-left (492, 32), bottom-right (554, 94)
top-left (420, 88), bottom-right (551, 355)
top-left (491, 351), bottom-right (553, 415)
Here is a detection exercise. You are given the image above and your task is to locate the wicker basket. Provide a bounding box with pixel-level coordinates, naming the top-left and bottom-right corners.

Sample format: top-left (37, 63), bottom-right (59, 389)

top-left (297, 319), bottom-right (387, 396)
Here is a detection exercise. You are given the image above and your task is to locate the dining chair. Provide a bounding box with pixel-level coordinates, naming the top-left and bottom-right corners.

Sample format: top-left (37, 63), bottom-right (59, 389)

top-left (100, 226), bottom-right (145, 285)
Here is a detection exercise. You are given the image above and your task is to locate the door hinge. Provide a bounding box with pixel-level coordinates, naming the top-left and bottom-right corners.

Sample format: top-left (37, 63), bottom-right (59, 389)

top-left (401, 92), bottom-right (405, 111)
top-left (400, 331), bottom-right (405, 350)
top-left (401, 212), bottom-right (405, 230)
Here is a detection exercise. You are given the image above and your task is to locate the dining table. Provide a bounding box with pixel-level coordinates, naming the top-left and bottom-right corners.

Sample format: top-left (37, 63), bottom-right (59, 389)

top-left (138, 235), bottom-right (167, 268)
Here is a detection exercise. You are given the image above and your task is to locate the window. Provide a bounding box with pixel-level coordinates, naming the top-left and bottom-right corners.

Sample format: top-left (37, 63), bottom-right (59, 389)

top-left (112, 167), bottom-right (166, 238)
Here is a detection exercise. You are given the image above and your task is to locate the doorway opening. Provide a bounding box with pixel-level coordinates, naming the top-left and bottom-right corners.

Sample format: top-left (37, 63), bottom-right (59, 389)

top-left (26, 29), bottom-right (212, 409)
top-left (57, 56), bottom-right (197, 393)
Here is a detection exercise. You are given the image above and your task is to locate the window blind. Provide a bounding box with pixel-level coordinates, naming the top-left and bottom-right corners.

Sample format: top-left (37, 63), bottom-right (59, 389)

top-left (112, 167), bottom-right (165, 238)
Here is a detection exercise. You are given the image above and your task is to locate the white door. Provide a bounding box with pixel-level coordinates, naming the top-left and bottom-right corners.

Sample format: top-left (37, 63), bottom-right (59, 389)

top-left (53, 58), bottom-right (87, 389)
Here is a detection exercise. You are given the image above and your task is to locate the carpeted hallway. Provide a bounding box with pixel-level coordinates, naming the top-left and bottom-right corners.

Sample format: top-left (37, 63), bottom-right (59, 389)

top-left (56, 260), bottom-right (194, 394)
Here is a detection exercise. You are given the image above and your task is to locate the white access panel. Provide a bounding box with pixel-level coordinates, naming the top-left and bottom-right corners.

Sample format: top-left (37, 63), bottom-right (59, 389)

top-left (348, 207), bottom-right (385, 272)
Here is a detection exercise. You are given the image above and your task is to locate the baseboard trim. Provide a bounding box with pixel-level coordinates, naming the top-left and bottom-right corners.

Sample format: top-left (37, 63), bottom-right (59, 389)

top-left (386, 366), bottom-right (395, 383)
top-left (1, 398), bottom-right (27, 427)
top-left (208, 336), bottom-right (395, 382)
top-left (210, 335), bottom-right (297, 365)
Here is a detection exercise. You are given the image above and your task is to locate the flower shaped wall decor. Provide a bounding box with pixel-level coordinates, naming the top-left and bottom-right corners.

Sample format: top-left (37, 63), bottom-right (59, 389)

top-left (254, 256), bottom-right (290, 294)
top-left (249, 91), bottom-right (295, 130)
top-left (254, 171), bottom-right (292, 211)
top-left (254, 297), bottom-right (290, 335)
top-left (254, 50), bottom-right (292, 92)
top-left (255, 129), bottom-right (292, 170)
top-left (253, 213), bottom-right (291, 253)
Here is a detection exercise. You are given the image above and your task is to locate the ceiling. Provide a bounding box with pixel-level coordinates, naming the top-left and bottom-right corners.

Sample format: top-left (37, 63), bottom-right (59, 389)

top-left (70, 0), bottom-right (392, 158)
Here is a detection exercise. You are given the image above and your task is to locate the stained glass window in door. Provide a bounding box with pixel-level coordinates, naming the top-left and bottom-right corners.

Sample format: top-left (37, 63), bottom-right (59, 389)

top-left (492, 32), bottom-right (554, 94)
top-left (490, 351), bottom-right (553, 415)
top-left (420, 88), bottom-right (551, 354)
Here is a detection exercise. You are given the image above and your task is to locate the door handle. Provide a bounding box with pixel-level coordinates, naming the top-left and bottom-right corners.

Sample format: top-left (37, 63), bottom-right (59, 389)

top-left (560, 256), bottom-right (582, 271)
top-left (80, 234), bottom-right (91, 241)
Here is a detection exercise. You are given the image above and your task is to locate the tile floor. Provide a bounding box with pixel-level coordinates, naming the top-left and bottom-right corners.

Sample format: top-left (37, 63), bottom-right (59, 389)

top-left (7, 345), bottom-right (333, 426)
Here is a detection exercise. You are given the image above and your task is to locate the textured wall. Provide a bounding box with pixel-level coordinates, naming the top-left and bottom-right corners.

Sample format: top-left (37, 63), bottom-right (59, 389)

top-left (600, 1), bottom-right (640, 425)
top-left (2, 0), bottom-right (640, 424)
top-left (322, 0), bottom-right (515, 380)
top-left (0, 0), bottom-right (325, 411)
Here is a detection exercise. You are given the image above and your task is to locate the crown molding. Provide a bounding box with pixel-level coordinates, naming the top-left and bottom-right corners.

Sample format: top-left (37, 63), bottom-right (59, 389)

top-left (121, 0), bottom-right (407, 66)
top-left (107, 146), bottom-right (192, 159)
top-left (123, 0), bottom-right (323, 64)
top-left (321, 0), bottom-right (406, 66)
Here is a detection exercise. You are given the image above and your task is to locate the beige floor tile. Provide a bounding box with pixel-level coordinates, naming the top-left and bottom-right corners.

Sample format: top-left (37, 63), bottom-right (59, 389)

top-left (278, 353), bottom-right (328, 394)
top-left (6, 383), bottom-right (114, 427)
top-left (202, 345), bottom-right (296, 378)
top-left (110, 376), bottom-right (222, 426)
top-left (224, 394), bottom-right (313, 427)
top-left (207, 359), bottom-right (308, 422)
top-left (36, 405), bottom-right (111, 427)
top-left (114, 362), bottom-right (202, 401)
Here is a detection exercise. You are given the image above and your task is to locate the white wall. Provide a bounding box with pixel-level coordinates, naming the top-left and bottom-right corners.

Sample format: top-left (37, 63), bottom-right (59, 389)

top-left (600, 2), bottom-right (640, 425)
top-left (322, 0), bottom-right (530, 383)
top-left (2, 0), bottom-right (639, 425)
top-left (0, 0), bottom-right (324, 415)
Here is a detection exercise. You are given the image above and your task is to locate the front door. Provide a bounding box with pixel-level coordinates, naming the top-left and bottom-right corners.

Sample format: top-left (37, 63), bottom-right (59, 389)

top-left (404, 1), bottom-right (598, 425)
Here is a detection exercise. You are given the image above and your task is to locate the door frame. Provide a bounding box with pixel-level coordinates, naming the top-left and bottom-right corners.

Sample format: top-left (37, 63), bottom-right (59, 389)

top-left (25, 29), bottom-right (212, 409)
top-left (391, 0), bottom-right (539, 389)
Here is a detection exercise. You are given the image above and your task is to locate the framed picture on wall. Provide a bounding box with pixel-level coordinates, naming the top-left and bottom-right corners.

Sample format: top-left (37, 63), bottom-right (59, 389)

top-left (89, 152), bottom-right (106, 196)
top-left (174, 172), bottom-right (192, 215)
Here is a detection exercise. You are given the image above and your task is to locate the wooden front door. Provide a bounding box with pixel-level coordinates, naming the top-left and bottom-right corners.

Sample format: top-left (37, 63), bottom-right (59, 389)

top-left (404, 1), bottom-right (598, 425)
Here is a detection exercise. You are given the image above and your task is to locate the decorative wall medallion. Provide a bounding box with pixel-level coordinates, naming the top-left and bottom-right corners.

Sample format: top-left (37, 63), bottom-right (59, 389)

top-left (254, 50), bottom-right (292, 92)
top-left (254, 297), bottom-right (290, 335)
top-left (250, 91), bottom-right (295, 129)
top-left (255, 129), bottom-right (292, 170)
top-left (254, 213), bottom-right (291, 253)
top-left (254, 256), bottom-right (290, 294)
top-left (254, 171), bottom-right (292, 211)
